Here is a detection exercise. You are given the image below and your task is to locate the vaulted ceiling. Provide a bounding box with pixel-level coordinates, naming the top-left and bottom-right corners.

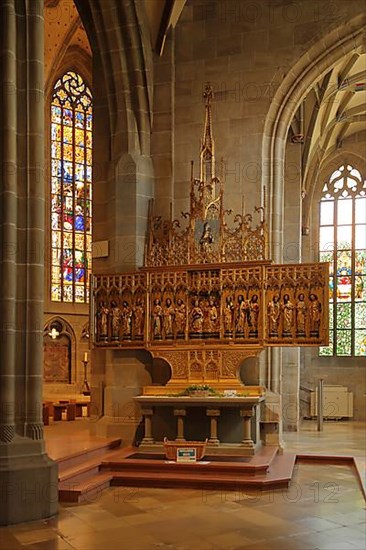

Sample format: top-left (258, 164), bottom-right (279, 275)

top-left (44, 0), bottom-right (186, 87)
top-left (291, 51), bottom-right (366, 195)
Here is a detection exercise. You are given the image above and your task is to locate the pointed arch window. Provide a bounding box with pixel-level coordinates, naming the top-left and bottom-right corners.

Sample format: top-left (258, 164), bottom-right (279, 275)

top-left (50, 71), bottom-right (92, 303)
top-left (319, 164), bottom-right (366, 356)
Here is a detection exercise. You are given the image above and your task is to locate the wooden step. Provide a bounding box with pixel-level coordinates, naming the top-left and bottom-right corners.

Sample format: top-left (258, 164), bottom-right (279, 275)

top-left (58, 447), bottom-right (125, 483)
top-left (56, 438), bottom-right (122, 473)
top-left (108, 454), bottom-right (295, 491)
top-left (102, 457), bottom-right (270, 476)
top-left (59, 472), bottom-right (113, 503)
top-left (57, 438), bottom-right (122, 503)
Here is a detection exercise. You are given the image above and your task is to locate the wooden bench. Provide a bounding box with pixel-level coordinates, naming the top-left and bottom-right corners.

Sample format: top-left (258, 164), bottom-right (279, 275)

top-left (53, 402), bottom-right (76, 421)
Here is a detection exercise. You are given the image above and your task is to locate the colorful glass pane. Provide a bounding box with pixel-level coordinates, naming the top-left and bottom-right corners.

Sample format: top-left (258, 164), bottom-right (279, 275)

top-left (328, 277), bottom-right (334, 302)
top-left (51, 142), bottom-right (61, 159)
top-left (51, 106), bottom-right (61, 123)
top-left (319, 330), bottom-right (333, 356)
top-left (63, 144), bottom-right (73, 162)
top-left (75, 164), bottom-right (84, 182)
top-left (51, 285), bottom-right (61, 301)
top-left (355, 303), bottom-right (366, 328)
top-left (52, 266), bottom-right (61, 282)
top-left (51, 71), bottom-right (92, 303)
top-left (63, 285), bottom-right (73, 302)
top-left (355, 276), bottom-right (365, 301)
top-left (63, 126), bottom-right (73, 144)
top-left (355, 330), bottom-right (366, 356)
top-left (329, 303), bottom-right (334, 330)
top-left (319, 164), bottom-right (366, 356)
top-left (63, 232), bottom-right (73, 249)
top-left (336, 330), bottom-right (352, 355)
top-left (51, 178), bottom-right (61, 194)
top-left (52, 231), bottom-right (61, 247)
top-left (75, 129), bottom-right (84, 146)
top-left (75, 287), bottom-right (85, 303)
top-left (355, 251), bottom-right (366, 274)
top-left (51, 124), bottom-right (61, 141)
top-left (62, 109), bottom-right (73, 126)
top-left (75, 146), bottom-right (84, 163)
top-left (336, 303), bottom-right (352, 329)
top-left (75, 110), bottom-right (84, 128)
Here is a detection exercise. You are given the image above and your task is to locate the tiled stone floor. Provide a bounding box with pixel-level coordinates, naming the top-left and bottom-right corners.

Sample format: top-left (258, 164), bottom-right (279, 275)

top-left (1, 420), bottom-right (365, 550)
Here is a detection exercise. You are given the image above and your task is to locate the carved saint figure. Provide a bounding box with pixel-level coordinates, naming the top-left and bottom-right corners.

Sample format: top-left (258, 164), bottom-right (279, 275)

top-left (175, 299), bottom-right (186, 336)
top-left (267, 295), bottom-right (280, 335)
top-left (199, 221), bottom-right (214, 253)
top-left (224, 295), bottom-right (234, 334)
top-left (235, 294), bottom-right (249, 336)
top-left (309, 293), bottom-right (321, 336)
top-left (152, 298), bottom-right (163, 338)
top-left (121, 300), bottom-right (132, 339)
top-left (206, 296), bottom-right (218, 335)
top-left (190, 298), bottom-right (204, 334)
top-left (296, 293), bottom-right (307, 335)
top-left (97, 301), bottom-right (109, 339)
top-left (282, 294), bottom-right (295, 335)
top-left (133, 300), bottom-right (144, 339)
top-left (110, 300), bottom-right (121, 340)
top-left (249, 294), bottom-right (260, 336)
top-left (163, 297), bottom-right (175, 338)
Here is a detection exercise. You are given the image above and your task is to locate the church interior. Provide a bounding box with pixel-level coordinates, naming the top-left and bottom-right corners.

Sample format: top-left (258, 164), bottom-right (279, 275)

top-left (0, 0), bottom-right (365, 548)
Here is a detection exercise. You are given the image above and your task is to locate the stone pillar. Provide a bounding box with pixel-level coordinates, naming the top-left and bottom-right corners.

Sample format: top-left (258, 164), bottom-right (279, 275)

top-left (141, 408), bottom-right (154, 444)
top-left (0, 0), bottom-right (57, 526)
top-left (240, 408), bottom-right (255, 451)
top-left (90, 350), bottom-right (152, 444)
top-left (206, 409), bottom-right (220, 445)
top-left (173, 408), bottom-right (186, 441)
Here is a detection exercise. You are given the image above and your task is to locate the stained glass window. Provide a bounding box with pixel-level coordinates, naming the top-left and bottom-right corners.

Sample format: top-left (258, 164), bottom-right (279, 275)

top-left (50, 72), bottom-right (92, 303)
top-left (319, 164), bottom-right (366, 356)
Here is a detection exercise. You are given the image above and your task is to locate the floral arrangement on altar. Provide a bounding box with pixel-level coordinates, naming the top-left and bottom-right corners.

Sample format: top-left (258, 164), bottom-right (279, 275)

top-left (178, 384), bottom-right (219, 397)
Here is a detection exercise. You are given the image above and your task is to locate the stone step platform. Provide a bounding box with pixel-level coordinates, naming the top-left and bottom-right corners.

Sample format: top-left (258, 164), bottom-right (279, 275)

top-left (57, 437), bottom-right (122, 503)
top-left (106, 453), bottom-right (296, 491)
top-left (58, 444), bottom-right (296, 502)
top-left (101, 445), bottom-right (279, 477)
top-left (102, 446), bottom-right (296, 491)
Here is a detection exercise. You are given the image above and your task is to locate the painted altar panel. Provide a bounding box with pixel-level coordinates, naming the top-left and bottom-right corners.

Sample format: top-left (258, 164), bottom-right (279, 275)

top-left (44, 340), bottom-right (70, 383)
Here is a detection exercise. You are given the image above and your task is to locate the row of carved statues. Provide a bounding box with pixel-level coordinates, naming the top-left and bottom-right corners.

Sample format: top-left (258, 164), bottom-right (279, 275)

top-left (95, 290), bottom-right (323, 343)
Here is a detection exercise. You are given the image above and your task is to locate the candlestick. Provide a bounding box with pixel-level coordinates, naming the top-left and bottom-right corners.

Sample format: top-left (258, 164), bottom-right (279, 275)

top-left (84, 352), bottom-right (88, 362)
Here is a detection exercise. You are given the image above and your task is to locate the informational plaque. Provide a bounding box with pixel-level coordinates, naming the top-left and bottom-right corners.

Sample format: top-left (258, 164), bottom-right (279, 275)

top-left (176, 448), bottom-right (197, 463)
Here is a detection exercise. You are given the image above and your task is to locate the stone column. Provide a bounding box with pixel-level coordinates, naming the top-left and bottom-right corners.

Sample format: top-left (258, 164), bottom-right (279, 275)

top-left (173, 408), bottom-right (186, 441)
top-left (141, 408), bottom-right (154, 444)
top-left (240, 407), bottom-right (255, 451)
top-left (0, 0), bottom-right (57, 526)
top-left (206, 409), bottom-right (220, 445)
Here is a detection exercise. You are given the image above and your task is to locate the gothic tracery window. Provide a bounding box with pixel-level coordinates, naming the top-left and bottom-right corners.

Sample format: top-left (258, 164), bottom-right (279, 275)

top-left (319, 164), bottom-right (366, 356)
top-left (51, 71), bottom-right (92, 303)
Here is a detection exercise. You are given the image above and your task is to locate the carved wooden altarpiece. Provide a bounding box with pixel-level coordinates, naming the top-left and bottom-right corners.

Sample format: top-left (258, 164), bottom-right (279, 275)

top-left (91, 85), bottom-right (329, 397)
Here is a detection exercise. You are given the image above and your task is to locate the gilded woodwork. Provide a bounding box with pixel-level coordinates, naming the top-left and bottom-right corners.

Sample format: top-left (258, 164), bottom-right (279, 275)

top-left (91, 85), bottom-right (329, 396)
